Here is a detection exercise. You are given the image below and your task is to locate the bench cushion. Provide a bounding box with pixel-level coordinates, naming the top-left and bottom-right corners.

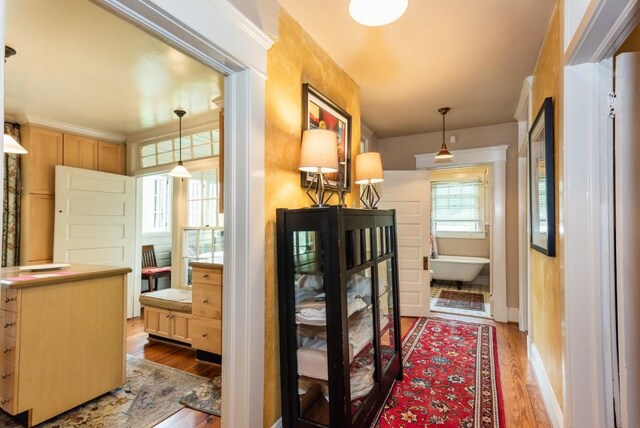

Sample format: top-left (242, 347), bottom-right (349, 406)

top-left (139, 288), bottom-right (192, 313)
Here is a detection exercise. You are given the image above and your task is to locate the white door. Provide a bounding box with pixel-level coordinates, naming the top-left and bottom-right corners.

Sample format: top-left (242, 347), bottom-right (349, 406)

top-left (377, 170), bottom-right (430, 317)
top-left (615, 52), bottom-right (640, 428)
top-left (54, 166), bottom-right (137, 318)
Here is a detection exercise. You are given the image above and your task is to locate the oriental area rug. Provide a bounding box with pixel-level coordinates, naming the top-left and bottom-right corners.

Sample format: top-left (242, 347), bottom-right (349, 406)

top-left (0, 355), bottom-right (208, 428)
top-left (179, 375), bottom-right (222, 415)
top-left (436, 290), bottom-right (486, 312)
top-left (375, 318), bottom-right (505, 428)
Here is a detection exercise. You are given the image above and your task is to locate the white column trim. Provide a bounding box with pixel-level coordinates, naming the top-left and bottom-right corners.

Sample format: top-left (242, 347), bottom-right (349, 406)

top-left (415, 145), bottom-right (509, 323)
top-left (563, 60), bottom-right (616, 428)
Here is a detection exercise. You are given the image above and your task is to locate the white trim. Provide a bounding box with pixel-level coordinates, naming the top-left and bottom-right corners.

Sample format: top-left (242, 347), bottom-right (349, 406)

top-left (88, 2), bottom-right (269, 427)
top-left (531, 343), bottom-right (564, 428)
top-left (563, 60), bottom-right (616, 428)
top-left (434, 231), bottom-right (486, 240)
top-left (415, 144), bottom-right (508, 168)
top-left (471, 275), bottom-right (489, 286)
top-left (416, 145), bottom-right (508, 323)
top-left (507, 307), bottom-right (519, 323)
top-left (270, 419), bottom-right (283, 428)
top-left (514, 76), bottom-right (532, 333)
top-left (126, 110), bottom-right (220, 144)
top-left (14, 113), bottom-right (126, 143)
top-left (565, 0), bottom-right (640, 64)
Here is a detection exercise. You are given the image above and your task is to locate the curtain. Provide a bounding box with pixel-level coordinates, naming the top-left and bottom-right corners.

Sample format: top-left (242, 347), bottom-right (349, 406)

top-left (2, 122), bottom-right (22, 267)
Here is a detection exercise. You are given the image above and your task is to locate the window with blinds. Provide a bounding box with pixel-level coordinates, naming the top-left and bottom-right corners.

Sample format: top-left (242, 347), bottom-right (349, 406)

top-left (431, 179), bottom-right (483, 232)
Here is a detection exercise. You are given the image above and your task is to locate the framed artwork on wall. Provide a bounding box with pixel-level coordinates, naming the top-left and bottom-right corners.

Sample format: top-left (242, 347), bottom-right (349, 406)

top-left (301, 83), bottom-right (352, 192)
top-left (529, 97), bottom-right (556, 257)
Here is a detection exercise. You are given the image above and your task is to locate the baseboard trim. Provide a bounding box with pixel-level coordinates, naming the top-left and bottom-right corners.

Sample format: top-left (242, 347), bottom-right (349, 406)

top-left (270, 418), bottom-right (283, 428)
top-left (507, 307), bottom-right (519, 323)
top-left (530, 343), bottom-right (564, 428)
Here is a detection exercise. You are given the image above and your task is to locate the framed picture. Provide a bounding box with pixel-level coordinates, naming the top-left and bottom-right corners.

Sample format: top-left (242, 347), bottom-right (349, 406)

top-left (529, 97), bottom-right (555, 256)
top-left (301, 83), bottom-right (352, 192)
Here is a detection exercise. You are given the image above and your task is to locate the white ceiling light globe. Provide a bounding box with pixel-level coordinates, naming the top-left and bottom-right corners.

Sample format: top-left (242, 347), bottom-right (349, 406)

top-left (349, 0), bottom-right (408, 26)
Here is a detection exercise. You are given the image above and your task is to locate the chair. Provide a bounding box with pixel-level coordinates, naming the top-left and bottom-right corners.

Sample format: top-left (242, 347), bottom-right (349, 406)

top-left (141, 245), bottom-right (172, 292)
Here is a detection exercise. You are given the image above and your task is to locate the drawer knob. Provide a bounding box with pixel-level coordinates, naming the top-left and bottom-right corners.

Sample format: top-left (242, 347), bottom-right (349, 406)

top-left (1, 398), bottom-right (10, 405)
top-left (201, 333), bottom-right (208, 338)
top-left (4, 297), bottom-right (15, 303)
top-left (2, 348), bottom-right (11, 354)
top-left (202, 299), bottom-right (209, 304)
top-left (166, 314), bottom-right (173, 319)
top-left (203, 273), bottom-right (209, 279)
top-left (4, 322), bottom-right (14, 328)
top-left (2, 374), bottom-right (9, 379)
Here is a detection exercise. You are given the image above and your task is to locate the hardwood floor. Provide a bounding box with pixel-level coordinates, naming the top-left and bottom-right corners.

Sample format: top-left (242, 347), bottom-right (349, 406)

top-left (131, 313), bottom-right (549, 427)
top-left (127, 317), bottom-right (221, 428)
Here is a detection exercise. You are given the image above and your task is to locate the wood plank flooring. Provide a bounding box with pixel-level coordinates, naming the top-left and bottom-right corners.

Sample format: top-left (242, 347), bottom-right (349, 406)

top-left (130, 313), bottom-right (549, 427)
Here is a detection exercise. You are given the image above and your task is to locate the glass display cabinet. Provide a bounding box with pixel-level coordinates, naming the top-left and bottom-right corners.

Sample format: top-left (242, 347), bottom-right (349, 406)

top-left (276, 206), bottom-right (402, 428)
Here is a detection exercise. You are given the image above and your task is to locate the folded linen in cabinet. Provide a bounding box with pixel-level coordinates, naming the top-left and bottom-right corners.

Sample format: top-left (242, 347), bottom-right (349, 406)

top-left (320, 363), bottom-right (375, 401)
top-left (346, 274), bottom-right (372, 298)
top-left (295, 297), bottom-right (367, 326)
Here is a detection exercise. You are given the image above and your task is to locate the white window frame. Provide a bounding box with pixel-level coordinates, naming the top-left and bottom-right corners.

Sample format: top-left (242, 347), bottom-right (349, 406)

top-left (141, 175), bottom-right (172, 235)
top-left (430, 169), bottom-right (488, 239)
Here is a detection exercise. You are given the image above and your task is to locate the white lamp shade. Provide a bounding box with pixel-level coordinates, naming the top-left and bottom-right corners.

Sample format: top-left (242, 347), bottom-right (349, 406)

top-left (3, 134), bottom-right (28, 154)
top-left (168, 161), bottom-right (192, 178)
top-left (355, 152), bottom-right (384, 184)
top-left (299, 129), bottom-right (339, 173)
top-left (349, 0), bottom-right (408, 26)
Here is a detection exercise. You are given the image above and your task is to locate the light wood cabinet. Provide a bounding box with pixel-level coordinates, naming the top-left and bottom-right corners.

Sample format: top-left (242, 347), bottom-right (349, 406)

top-left (63, 134), bottom-right (98, 170)
top-left (0, 268), bottom-right (128, 426)
top-left (23, 194), bottom-right (55, 263)
top-left (143, 307), bottom-right (192, 344)
top-left (97, 141), bottom-right (125, 175)
top-left (20, 126), bottom-right (63, 195)
top-left (191, 265), bottom-right (223, 359)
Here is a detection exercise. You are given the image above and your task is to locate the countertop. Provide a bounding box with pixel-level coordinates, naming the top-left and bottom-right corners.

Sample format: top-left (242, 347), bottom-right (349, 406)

top-left (0, 263), bottom-right (132, 289)
top-left (189, 258), bottom-right (223, 269)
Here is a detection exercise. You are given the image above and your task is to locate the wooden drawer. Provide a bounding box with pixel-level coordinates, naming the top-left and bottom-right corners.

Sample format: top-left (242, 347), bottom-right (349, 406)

top-left (0, 361), bottom-right (15, 393)
top-left (1, 288), bottom-right (19, 313)
top-left (0, 380), bottom-right (15, 414)
top-left (1, 336), bottom-right (17, 365)
top-left (3, 312), bottom-right (17, 338)
top-left (191, 268), bottom-right (222, 286)
top-left (191, 317), bottom-right (221, 354)
top-left (192, 284), bottom-right (222, 319)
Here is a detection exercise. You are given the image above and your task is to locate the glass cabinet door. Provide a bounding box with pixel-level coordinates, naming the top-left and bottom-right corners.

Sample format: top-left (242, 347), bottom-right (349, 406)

top-left (292, 230), bottom-right (330, 425)
top-left (377, 257), bottom-right (397, 369)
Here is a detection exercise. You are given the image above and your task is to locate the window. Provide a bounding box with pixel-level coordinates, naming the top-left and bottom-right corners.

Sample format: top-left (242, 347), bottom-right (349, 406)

top-left (139, 129), bottom-right (220, 169)
top-left (431, 179), bottom-right (484, 234)
top-left (141, 175), bottom-right (171, 233)
top-left (181, 169), bottom-right (223, 285)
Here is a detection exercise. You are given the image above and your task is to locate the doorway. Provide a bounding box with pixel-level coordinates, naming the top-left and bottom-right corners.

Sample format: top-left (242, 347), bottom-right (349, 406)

top-left (428, 165), bottom-right (493, 319)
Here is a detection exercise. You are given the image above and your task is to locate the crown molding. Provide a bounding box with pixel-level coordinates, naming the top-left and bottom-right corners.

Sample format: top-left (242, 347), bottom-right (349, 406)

top-left (125, 110), bottom-right (219, 144)
top-left (16, 113), bottom-right (126, 143)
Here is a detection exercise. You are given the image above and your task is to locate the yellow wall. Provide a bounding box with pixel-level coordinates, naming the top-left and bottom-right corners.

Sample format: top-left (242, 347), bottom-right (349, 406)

top-left (263, 9), bottom-right (361, 426)
top-left (530, 6), bottom-right (564, 410)
top-left (618, 23), bottom-right (640, 53)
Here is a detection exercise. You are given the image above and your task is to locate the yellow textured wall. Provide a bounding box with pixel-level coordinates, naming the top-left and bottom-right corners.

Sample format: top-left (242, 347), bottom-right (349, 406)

top-left (530, 6), bottom-right (564, 410)
top-left (263, 9), bottom-right (361, 426)
top-left (618, 23), bottom-right (640, 54)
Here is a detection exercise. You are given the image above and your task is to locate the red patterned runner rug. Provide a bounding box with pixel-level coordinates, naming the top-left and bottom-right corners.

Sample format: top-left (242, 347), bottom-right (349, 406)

top-left (374, 318), bottom-right (505, 427)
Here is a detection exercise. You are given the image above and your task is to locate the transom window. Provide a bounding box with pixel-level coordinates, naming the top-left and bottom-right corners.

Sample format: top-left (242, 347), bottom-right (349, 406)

top-left (139, 129), bottom-right (220, 169)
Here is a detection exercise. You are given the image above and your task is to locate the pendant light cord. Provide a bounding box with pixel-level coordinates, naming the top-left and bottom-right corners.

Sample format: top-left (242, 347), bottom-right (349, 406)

top-left (178, 115), bottom-right (182, 163)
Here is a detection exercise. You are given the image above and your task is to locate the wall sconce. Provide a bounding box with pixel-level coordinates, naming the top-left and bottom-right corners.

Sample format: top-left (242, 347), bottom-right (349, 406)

top-left (299, 129), bottom-right (339, 207)
top-left (3, 134), bottom-right (28, 154)
top-left (355, 152), bottom-right (384, 208)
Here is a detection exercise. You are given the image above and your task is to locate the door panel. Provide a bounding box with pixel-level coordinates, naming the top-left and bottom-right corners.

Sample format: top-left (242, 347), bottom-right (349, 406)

top-left (377, 170), bottom-right (430, 317)
top-left (54, 166), bottom-right (136, 317)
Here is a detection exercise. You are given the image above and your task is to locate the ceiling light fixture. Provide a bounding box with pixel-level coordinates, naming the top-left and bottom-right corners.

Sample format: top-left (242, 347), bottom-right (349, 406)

top-left (435, 107), bottom-right (454, 160)
top-left (168, 108), bottom-right (191, 178)
top-left (4, 45), bottom-right (16, 63)
top-left (349, 0), bottom-right (408, 26)
top-left (3, 134), bottom-right (28, 154)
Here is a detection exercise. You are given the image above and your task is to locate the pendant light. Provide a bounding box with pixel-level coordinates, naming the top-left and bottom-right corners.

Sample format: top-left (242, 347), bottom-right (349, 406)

top-left (3, 134), bottom-right (28, 154)
top-left (168, 108), bottom-right (191, 178)
top-left (435, 107), bottom-right (454, 160)
top-left (349, 0), bottom-right (408, 26)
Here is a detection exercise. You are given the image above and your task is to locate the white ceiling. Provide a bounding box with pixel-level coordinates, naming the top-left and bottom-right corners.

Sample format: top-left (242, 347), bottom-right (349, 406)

top-left (280, 0), bottom-right (555, 138)
top-left (4, 0), bottom-right (224, 139)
